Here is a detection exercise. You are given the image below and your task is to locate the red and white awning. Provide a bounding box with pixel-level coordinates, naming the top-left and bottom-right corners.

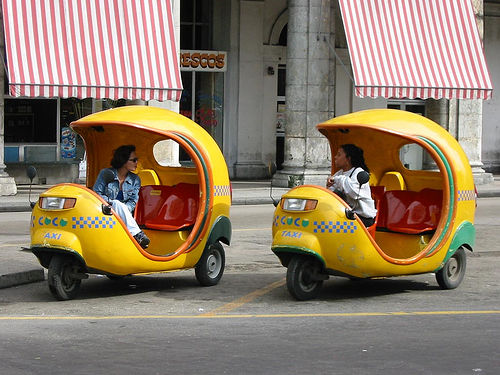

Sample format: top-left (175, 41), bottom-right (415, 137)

top-left (2, 0), bottom-right (183, 101)
top-left (338, 0), bottom-right (493, 100)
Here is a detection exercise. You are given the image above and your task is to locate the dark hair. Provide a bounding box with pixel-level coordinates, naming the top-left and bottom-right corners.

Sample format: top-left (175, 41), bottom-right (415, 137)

top-left (111, 145), bottom-right (136, 169)
top-left (341, 144), bottom-right (370, 173)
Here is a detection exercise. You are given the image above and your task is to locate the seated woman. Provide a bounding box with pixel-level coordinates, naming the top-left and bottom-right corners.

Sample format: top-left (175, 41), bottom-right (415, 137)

top-left (93, 145), bottom-right (150, 249)
top-left (326, 144), bottom-right (377, 228)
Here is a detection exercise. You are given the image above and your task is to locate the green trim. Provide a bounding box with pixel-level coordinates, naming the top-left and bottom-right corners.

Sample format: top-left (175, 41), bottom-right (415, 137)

top-left (31, 246), bottom-right (86, 269)
top-left (207, 216), bottom-right (232, 245)
top-left (435, 221), bottom-right (475, 270)
top-left (173, 133), bottom-right (211, 249)
top-left (272, 245), bottom-right (326, 266)
top-left (417, 137), bottom-right (454, 255)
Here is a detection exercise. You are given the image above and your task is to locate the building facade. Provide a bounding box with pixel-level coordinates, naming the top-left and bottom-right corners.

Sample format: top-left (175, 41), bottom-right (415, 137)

top-left (0, 0), bottom-right (498, 195)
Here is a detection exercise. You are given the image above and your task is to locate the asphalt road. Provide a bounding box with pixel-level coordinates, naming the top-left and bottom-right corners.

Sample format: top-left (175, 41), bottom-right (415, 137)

top-left (0, 201), bottom-right (499, 374)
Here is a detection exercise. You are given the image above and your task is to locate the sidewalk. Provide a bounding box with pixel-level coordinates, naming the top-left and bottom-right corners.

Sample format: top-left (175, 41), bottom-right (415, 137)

top-left (1, 177), bottom-right (499, 290)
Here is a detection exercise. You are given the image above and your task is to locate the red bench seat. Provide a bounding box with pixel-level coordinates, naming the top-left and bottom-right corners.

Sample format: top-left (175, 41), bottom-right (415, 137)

top-left (377, 188), bottom-right (443, 234)
top-left (135, 183), bottom-right (199, 231)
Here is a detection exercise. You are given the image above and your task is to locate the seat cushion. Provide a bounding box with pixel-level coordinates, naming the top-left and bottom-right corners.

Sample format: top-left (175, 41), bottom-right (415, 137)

top-left (137, 183), bottom-right (199, 231)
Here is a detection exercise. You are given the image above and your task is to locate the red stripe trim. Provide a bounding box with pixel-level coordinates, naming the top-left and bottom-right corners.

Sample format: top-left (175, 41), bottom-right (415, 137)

top-left (139, 0), bottom-right (155, 101)
top-left (2, 0), bottom-right (182, 101)
top-left (20, 0), bottom-right (35, 96)
top-left (339, 0), bottom-right (493, 100)
top-left (2, 0), bottom-right (16, 96)
top-left (155, 0), bottom-right (173, 101)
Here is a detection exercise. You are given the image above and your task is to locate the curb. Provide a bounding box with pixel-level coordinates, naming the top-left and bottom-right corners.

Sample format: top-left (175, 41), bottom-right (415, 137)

top-left (0, 204), bottom-right (32, 212)
top-left (0, 269), bottom-right (45, 289)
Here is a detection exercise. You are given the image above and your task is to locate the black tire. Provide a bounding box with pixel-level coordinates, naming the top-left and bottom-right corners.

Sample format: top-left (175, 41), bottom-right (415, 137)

top-left (286, 255), bottom-right (324, 300)
top-left (47, 256), bottom-right (82, 300)
top-left (436, 247), bottom-right (467, 289)
top-left (195, 242), bottom-right (225, 286)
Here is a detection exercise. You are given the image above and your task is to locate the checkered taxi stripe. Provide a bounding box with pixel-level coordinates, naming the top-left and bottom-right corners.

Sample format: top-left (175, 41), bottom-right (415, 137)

top-left (72, 216), bottom-right (117, 229)
top-left (457, 189), bottom-right (476, 202)
top-left (214, 185), bottom-right (231, 197)
top-left (314, 221), bottom-right (357, 234)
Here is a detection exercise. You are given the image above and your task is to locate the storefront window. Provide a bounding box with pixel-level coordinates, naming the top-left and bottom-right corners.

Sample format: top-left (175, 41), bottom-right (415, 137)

top-left (179, 0), bottom-right (225, 161)
top-left (4, 98), bottom-right (58, 162)
top-left (180, 71), bottom-right (224, 150)
top-left (4, 99), bottom-right (57, 143)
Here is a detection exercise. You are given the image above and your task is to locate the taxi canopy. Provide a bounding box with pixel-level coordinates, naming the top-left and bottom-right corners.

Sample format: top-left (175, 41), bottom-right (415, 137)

top-left (317, 109), bottom-right (473, 193)
top-left (71, 106), bottom-right (227, 189)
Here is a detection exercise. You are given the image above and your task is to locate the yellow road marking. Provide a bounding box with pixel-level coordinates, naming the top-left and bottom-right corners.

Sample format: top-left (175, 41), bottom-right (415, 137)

top-left (200, 278), bottom-right (286, 316)
top-left (0, 311), bottom-right (499, 321)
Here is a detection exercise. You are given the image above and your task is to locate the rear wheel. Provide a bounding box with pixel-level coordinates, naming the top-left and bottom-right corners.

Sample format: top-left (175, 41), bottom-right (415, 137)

top-left (286, 256), bottom-right (324, 300)
top-left (195, 242), bottom-right (225, 286)
top-left (436, 247), bottom-right (467, 289)
top-left (48, 256), bottom-right (82, 300)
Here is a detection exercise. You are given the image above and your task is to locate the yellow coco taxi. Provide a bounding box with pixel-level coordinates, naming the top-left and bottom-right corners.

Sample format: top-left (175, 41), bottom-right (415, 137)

top-left (272, 109), bottom-right (476, 300)
top-left (29, 106), bottom-right (231, 300)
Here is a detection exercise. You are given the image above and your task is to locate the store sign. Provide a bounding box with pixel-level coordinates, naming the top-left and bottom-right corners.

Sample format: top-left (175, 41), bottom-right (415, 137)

top-left (180, 50), bottom-right (227, 72)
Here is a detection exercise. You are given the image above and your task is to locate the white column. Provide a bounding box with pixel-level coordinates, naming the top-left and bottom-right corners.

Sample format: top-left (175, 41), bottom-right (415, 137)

top-left (272, 0), bottom-right (334, 187)
top-left (451, 0), bottom-right (493, 185)
top-left (0, 7), bottom-right (17, 195)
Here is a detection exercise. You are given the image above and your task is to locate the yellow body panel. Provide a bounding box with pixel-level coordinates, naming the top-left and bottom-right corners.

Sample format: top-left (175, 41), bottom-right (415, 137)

top-left (31, 185), bottom-right (209, 275)
top-left (30, 106), bottom-right (231, 276)
top-left (272, 109), bottom-right (476, 278)
top-left (272, 187), bottom-right (446, 277)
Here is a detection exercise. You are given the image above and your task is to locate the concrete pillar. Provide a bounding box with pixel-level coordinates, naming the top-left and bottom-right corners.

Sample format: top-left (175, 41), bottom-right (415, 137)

top-left (450, 99), bottom-right (493, 184)
top-left (272, 0), bottom-right (334, 187)
top-left (451, 0), bottom-right (493, 185)
top-left (0, 7), bottom-right (17, 195)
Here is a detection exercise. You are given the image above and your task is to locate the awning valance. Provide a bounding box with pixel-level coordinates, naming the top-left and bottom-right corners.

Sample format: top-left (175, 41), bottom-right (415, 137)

top-left (338, 0), bottom-right (493, 100)
top-left (2, 0), bottom-right (183, 101)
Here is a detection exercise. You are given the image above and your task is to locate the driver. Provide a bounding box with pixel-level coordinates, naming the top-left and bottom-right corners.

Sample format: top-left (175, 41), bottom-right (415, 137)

top-left (326, 144), bottom-right (377, 227)
top-left (93, 145), bottom-right (150, 249)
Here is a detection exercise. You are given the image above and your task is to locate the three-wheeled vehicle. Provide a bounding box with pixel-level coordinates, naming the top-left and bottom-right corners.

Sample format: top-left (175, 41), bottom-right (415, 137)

top-left (272, 109), bottom-right (476, 300)
top-left (29, 106), bottom-right (232, 300)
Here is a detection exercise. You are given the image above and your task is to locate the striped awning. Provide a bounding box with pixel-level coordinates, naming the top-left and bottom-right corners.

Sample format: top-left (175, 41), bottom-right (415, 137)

top-left (2, 0), bottom-right (183, 101)
top-left (338, 0), bottom-right (493, 100)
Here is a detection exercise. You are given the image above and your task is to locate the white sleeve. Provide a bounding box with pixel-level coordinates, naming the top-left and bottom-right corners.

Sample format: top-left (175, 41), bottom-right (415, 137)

top-left (334, 168), bottom-right (361, 199)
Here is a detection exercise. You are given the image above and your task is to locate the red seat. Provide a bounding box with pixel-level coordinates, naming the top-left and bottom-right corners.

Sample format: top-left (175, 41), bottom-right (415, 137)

top-left (135, 183), bottom-right (199, 231)
top-left (377, 188), bottom-right (442, 234)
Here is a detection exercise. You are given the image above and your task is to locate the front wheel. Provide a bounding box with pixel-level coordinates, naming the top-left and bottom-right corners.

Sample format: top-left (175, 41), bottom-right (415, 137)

top-left (48, 255), bottom-right (82, 300)
top-left (286, 256), bottom-right (324, 301)
top-left (195, 242), bottom-right (225, 286)
top-left (436, 247), bottom-right (467, 289)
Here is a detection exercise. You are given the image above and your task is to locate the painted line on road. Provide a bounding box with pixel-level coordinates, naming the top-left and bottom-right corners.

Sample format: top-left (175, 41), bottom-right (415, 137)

top-left (1, 310), bottom-right (500, 321)
top-left (200, 278), bottom-right (286, 316)
top-left (0, 243), bottom-right (26, 248)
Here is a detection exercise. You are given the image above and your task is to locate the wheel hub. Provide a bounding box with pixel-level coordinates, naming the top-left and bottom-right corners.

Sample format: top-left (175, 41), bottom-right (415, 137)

top-left (206, 254), bottom-right (221, 276)
top-left (446, 258), bottom-right (460, 280)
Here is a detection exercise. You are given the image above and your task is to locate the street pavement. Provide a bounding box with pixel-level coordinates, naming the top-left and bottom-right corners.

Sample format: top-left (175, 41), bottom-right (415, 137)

top-left (0, 177), bottom-right (499, 290)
